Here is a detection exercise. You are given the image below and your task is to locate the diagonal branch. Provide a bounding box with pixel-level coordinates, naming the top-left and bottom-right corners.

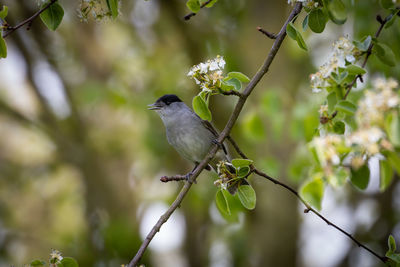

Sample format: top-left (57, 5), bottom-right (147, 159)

top-left (127, 3), bottom-right (303, 266)
top-left (252, 168), bottom-right (388, 263)
top-left (2, 0), bottom-right (58, 38)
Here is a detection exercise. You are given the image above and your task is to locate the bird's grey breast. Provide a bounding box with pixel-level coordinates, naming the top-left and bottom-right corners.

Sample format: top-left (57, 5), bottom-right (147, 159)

top-left (164, 107), bottom-right (214, 162)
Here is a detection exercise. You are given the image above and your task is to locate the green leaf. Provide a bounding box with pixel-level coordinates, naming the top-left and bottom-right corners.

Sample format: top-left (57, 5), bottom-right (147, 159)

top-left (0, 36), bottom-right (7, 58)
top-left (302, 14), bottom-right (309, 31)
top-left (380, 160), bottom-right (394, 191)
top-left (225, 78), bottom-right (242, 91)
top-left (186, 0), bottom-right (200, 13)
top-left (335, 100), bottom-right (357, 115)
top-left (60, 257), bottom-right (79, 267)
top-left (380, 0), bottom-right (395, 9)
top-left (385, 10), bottom-right (400, 29)
top-left (237, 167), bottom-right (250, 178)
top-left (192, 95), bottom-right (212, 121)
top-left (0, 5), bottom-right (8, 19)
top-left (327, 0), bottom-right (347, 24)
top-left (327, 92), bottom-right (337, 113)
top-left (286, 22), bottom-right (308, 51)
top-left (333, 121), bottom-right (345, 134)
top-left (300, 176), bottom-right (324, 210)
top-left (237, 185), bottom-right (256, 210)
top-left (331, 71), bottom-right (348, 85)
top-left (389, 235), bottom-right (397, 253)
top-left (216, 189), bottom-right (230, 215)
top-left (374, 42), bottom-right (396, 67)
top-left (308, 9), bottom-right (327, 33)
top-left (353, 36), bottom-right (372, 52)
top-left (30, 260), bottom-right (46, 266)
top-left (385, 112), bottom-right (400, 147)
top-left (345, 65), bottom-right (366, 75)
top-left (385, 151), bottom-right (400, 174)
top-left (106, 0), bottom-right (119, 19)
top-left (40, 1), bottom-right (64, 31)
top-left (386, 252), bottom-right (400, 264)
top-left (227, 72), bottom-right (250, 83)
top-left (231, 158), bottom-right (253, 168)
top-left (350, 164), bottom-right (370, 190)
top-left (286, 21), bottom-right (298, 40)
top-left (220, 81), bottom-right (235, 91)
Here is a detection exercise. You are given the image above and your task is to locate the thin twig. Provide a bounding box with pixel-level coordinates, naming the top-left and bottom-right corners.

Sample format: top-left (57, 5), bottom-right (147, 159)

top-left (221, 90), bottom-right (243, 97)
top-left (160, 174), bottom-right (188, 182)
top-left (184, 0), bottom-right (213, 21)
top-left (328, 14), bottom-right (389, 122)
top-left (252, 168), bottom-right (388, 263)
top-left (127, 3), bottom-right (303, 267)
top-left (257, 26), bottom-right (277, 39)
top-left (2, 0), bottom-right (57, 38)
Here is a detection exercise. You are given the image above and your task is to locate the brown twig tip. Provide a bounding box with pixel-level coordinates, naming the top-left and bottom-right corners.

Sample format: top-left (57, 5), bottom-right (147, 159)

top-left (320, 116), bottom-right (330, 124)
top-left (257, 26), bottom-right (277, 39)
top-left (160, 175), bottom-right (189, 183)
top-left (304, 208), bottom-right (311, 213)
top-left (376, 15), bottom-right (384, 24)
top-left (184, 13), bottom-right (196, 21)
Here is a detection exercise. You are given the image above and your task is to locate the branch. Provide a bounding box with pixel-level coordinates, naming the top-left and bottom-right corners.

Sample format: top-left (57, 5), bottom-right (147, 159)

top-left (257, 26), bottom-right (277, 39)
top-left (160, 174), bottom-right (188, 182)
top-left (252, 168), bottom-right (388, 263)
top-left (128, 3), bottom-right (303, 266)
top-left (327, 14), bottom-right (389, 122)
top-left (221, 90), bottom-right (243, 97)
top-left (2, 0), bottom-right (58, 38)
top-left (184, 0), bottom-right (213, 21)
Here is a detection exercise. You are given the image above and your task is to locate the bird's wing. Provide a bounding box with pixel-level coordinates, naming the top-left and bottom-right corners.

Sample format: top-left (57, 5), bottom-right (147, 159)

top-left (200, 119), bottom-right (228, 155)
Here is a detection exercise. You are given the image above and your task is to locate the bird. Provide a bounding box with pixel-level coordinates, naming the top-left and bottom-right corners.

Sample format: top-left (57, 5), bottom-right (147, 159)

top-left (148, 94), bottom-right (240, 190)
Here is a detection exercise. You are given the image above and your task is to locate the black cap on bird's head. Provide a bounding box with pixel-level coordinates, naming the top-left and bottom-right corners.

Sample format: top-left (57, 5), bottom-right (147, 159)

top-left (148, 94), bottom-right (182, 110)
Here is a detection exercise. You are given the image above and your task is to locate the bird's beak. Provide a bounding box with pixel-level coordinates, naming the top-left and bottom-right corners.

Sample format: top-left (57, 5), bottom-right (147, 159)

top-left (147, 102), bottom-right (162, 110)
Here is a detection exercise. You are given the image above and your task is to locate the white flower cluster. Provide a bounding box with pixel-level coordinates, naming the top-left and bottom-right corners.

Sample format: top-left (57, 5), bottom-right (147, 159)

top-left (310, 77), bottom-right (399, 171)
top-left (50, 249), bottom-right (63, 265)
top-left (357, 77), bottom-right (400, 127)
top-left (310, 37), bottom-right (361, 93)
top-left (310, 135), bottom-right (343, 167)
top-left (187, 56), bottom-right (226, 92)
top-left (214, 161), bottom-right (234, 190)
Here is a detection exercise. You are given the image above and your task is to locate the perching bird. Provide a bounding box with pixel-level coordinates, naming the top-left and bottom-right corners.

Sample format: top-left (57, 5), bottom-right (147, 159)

top-left (148, 94), bottom-right (232, 177)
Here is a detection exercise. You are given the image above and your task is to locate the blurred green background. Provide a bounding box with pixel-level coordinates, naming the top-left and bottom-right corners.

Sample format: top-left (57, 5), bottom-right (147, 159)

top-left (0, 0), bottom-right (399, 266)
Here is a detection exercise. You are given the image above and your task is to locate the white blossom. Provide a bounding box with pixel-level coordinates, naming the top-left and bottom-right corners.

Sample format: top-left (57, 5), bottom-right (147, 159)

top-left (187, 56), bottom-right (226, 93)
top-left (310, 37), bottom-right (360, 93)
top-left (357, 77), bottom-right (400, 127)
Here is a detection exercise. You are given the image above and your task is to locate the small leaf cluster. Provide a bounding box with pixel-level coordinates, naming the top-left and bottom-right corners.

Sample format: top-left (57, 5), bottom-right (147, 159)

top-left (29, 249), bottom-right (79, 267)
top-left (215, 159), bottom-right (256, 219)
top-left (188, 56), bottom-right (250, 121)
top-left (186, 0), bottom-right (218, 13)
top-left (386, 235), bottom-right (400, 267)
top-left (287, 0), bottom-right (350, 51)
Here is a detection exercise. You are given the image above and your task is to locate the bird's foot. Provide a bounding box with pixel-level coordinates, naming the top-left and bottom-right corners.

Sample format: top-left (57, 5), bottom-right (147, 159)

top-left (212, 139), bottom-right (223, 148)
